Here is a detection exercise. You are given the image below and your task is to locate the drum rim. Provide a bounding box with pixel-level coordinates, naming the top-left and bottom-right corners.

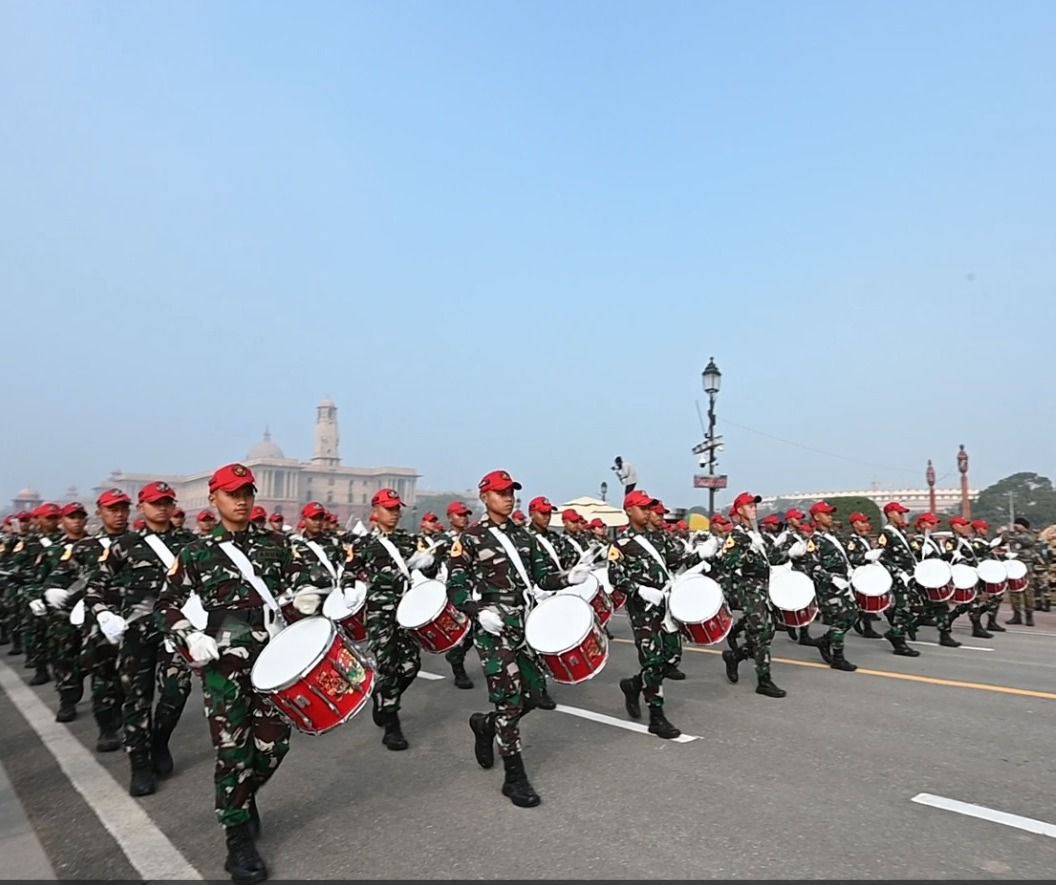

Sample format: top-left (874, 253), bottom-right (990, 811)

top-left (395, 580), bottom-right (448, 630)
top-left (768, 569), bottom-right (815, 609)
top-left (914, 558), bottom-right (953, 588)
top-left (950, 563), bottom-right (979, 590)
top-left (252, 616), bottom-right (339, 693)
top-left (851, 563), bottom-right (893, 596)
top-left (525, 595), bottom-right (594, 654)
top-left (668, 578), bottom-right (724, 622)
top-left (1004, 559), bottom-right (1028, 579)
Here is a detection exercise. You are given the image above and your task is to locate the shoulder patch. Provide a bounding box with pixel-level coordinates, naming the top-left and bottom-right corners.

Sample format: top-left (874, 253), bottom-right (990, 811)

top-left (723, 535), bottom-right (736, 552)
top-left (807, 540), bottom-right (816, 554)
top-left (877, 534), bottom-right (887, 547)
top-left (98, 547), bottom-right (110, 563)
top-left (167, 559), bottom-right (180, 576)
top-left (607, 545), bottom-right (621, 562)
top-left (61, 545), bottom-right (74, 561)
top-left (14, 541), bottom-right (24, 553)
top-left (450, 539), bottom-right (463, 559)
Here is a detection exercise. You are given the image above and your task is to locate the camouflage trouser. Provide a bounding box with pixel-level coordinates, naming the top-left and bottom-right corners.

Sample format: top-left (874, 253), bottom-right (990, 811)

top-left (949, 595), bottom-right (988, 625)
top-left (736, 583), bottom-right (774, 679)
top-left (48, 614), bottom-right (82, 695)
top-left (444, 630), bottom-right (475, 668)
top-left (817, 591), bottom-right (857, 651)
top-left (473, 604), bottom-right (546, 757)
top-left (1008, 586), bottom-right (1034, 614)
top-left (200, 633), bottom-right (290, 829)
top-left (884, 582), bottom-right (914, 638)
top-left (626, 600), bottom-right (667, 707)
top-left (924, 600), bottom-right (953, 633)
top-left (20, 589), bottom-right (49, 666)
top-left (661, 626), bottom-right (682, 668)
top-left (982, 592), bottom-right (1002, 620)
top-left (366, 595), bottom-right (419, 715)
top-left (83, 632), bottom-right (123, 719)
top-left (118, 619), bottom-right (192, 756)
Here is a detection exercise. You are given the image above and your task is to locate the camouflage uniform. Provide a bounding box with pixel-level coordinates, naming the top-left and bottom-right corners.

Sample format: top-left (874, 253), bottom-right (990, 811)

top-left (343, 529), bottom-right (439, 720)
top-left (970, 535), bottom-right (1004, 627)
top-left (653, 528), bottom-right (695, 674)
top-left (0, 526), bottom-right (17, 646)
top-left (1006, 527), bottom-right (1041, 620)
top-left (720, 525), bottom-right (782, 680)
top-left (446, 517), bottom-right (565, 757)
top-left (39, 534), bottom-right (91, 713)
top-left (157, 523), bottom-right (309, 828)
top-left (85, 527), bottom-right (195, 770)
top-left (11, 530), bottom-right (63, 674)
top-left (434, 529), bottom-right (476, 674)
top-left (944, 533), bottom-right (990, 634)
top-left (910, 532), bottom-right (956, 641)
top-left (876, 522), bottom-right (918, 647)
top-left (804, 530), bottom-right (859, 661)
top-left (288, 531), bottom-right (347, 598)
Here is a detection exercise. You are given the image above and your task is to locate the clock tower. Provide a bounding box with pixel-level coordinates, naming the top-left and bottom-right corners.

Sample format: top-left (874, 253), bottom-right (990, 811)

top-left (312, 398), bottom-right (341, 467)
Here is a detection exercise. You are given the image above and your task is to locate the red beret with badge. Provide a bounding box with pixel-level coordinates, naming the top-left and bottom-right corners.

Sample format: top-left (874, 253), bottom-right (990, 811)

top-left (208, 463), bottom-right (256, 494)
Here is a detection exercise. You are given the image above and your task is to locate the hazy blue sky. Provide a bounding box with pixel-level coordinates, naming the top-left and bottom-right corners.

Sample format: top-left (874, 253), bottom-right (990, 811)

top-left (2, 2), bottom-right (1053, 510)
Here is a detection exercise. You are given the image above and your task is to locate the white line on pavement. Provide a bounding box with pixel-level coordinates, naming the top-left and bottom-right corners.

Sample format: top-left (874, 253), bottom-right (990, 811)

top-left (554, 703), bottom-right (700, 743)
top-left (0, 660), bottom-right (203, 881)
top-left (418, 671), bottom-right (445, 680)
top-left (912, 793), bottom-right (1056, 839)
top-left (907, 641), bottom-right (993, 652)
top-left (1005, 628), bottom-right (1056, 638)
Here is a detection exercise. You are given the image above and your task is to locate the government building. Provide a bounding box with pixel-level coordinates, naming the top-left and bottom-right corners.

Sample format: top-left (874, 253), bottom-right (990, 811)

top-left (92, 400), bottom-right (419, 525)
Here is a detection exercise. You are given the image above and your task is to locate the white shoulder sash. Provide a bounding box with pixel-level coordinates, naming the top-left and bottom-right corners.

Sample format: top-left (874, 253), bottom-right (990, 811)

top-left (488, 527), bottom-right (533, 593)
top-left (376, 536), bottom-right (411, 582)
top-left (143, 534), bottom-right (176, 570)
top-left (217, 541), bottom-right (280, 612)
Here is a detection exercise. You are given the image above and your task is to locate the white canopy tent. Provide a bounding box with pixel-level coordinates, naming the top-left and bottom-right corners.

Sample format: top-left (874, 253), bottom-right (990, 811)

top-left (548, 496), bottom-right (628, 529)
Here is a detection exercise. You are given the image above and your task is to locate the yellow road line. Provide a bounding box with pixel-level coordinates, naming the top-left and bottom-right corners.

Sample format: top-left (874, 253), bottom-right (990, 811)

top-left (609, 637), bottom-right (1056, 700)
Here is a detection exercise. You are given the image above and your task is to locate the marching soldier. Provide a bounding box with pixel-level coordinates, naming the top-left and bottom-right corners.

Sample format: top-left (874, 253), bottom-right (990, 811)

top-left (268, 512), bottom-right (285, 534)
top-left (448, 470), bottom-right (589, 807)
top-left (85, 482), bottom-right (195, 796)
top-left (1006, 517), bottom-right (1040, 626)
top-left (440, 500), bottom-right (477, 689)
top-left (803, 502), bottom-right (858, 671)
top-left (15, 503), bottom-right (64, 685)
top-left (845, 512), bottom-right (883, 638)
top-left (250, 506), bottom-right (268, 529)
top-left (284, 501), bottom-right (347, 618)
top-left (944, 516), bottom-right (992, 639)
top-left (648, 500), bottom-right (688, 681)
top-left (971, 519), bottom-right (1006, 633)
top-left (910, 513), bottom-right (961, 647)
top-left (196, 509), bottom-right (217, 537)
top-left (342, 488), bottom-right (440, 751)
top-left (0, 516), bottom-right (17, 647)
top-left (875, 501), bottom-right (921, 656)
top-left (158, 463), bottom-right (311, 884)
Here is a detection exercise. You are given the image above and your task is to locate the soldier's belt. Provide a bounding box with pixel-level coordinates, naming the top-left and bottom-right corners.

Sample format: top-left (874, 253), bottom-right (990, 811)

top-left (480, 592), bottom-right (524, 606)
top-left (206, 607), bottom-right (266, 635)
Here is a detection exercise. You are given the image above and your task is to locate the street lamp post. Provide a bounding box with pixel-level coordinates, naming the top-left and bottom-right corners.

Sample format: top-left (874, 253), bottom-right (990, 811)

top-left (702, 357), bottom-right (722, 519)
top-left (600, 481), bottom-right (608, 503)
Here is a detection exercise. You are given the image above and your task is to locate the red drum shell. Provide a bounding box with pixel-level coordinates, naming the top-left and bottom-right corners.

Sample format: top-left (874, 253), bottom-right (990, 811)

top-left (396, 580), bottom-right (470, 655)
top-left (923, 583), bottom-right (955, 604)
top-left (773, 601), bottom-right (819, 629)
top-left (950, 586), bottom-right (977, 605)
top-left (853, 590), bottom-right (892, 614)
top-left (525, 596), bottom-right (609, 685)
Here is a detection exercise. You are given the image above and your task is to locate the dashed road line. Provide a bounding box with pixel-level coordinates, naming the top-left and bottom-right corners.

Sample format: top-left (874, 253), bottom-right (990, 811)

top-left (912, 793), bottom-right (1056, 838)
top-left (417, 670), bottom-right (445, 681)
top-left (553, 704), bottom-right (700, 742)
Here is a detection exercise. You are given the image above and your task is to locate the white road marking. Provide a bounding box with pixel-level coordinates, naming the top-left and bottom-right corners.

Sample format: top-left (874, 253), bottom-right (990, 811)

top-left (907, 640), bottom-right (993, 652)
top-left (418, 670), bottom-right (445, 680)
top-left (912, 793), bottom-right (1056, 839)
top-left (1005, 628), bottom-right (1056, 638)
top-left (0, 660), bottom-right (203, 880)
top-left (554, 703), bottom-right (700, 743)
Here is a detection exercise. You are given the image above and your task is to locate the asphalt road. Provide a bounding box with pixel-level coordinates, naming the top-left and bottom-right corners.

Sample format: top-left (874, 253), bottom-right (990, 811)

top-left (1, 608), bottom-right (1054, 880)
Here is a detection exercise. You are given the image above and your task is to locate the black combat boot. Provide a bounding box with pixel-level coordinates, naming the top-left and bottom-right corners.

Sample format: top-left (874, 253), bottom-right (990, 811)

top-left (7, 635), bottom-right (22, 655)
top-left (814, 631), bottom-right (833, 664)
top-left (1006, 612), bottom-right (1022, 625)
top-left (151, 708), bottom-right (180, 778)
top-left (829, 647), bottom-right (857, 672)
top-left (55, 690), bottom-right (78, 723)
top-left (785, 626), bottom-right (797, 641)
top-left (970, 617), bottom-right (993, 639)
top-left (861, 616), bottom-right (883, 639)
top-left (755, 675), bottom-right (786, 698)
top-left (535, 687), bottom-right (557, 710)
top-left (129, 750), bottom-right (157, 797)
top-left (248, 797), bottom-right (261, 839)
top-left (501, 752), bottom-right (541, 808)
top-left (95, 709), bottom-right (122, 753)
top-left (619, 676), bottom-right (642, 720)
top-left (451, 662), bottom-right (474, 690)
top-left (371, 692), bottom-right (384, 727)
top-left (1024, 611), bottom-right (1035, 627)
top-left (381, 712), bottom-right (408, 751)
top-left (939, 631), bottom-right (961, 648)
top-left (797, 627), bottom-right (819, 648)
top-left (29, 664), bottom-right (51, 686)
top-left (986, 615), bottom-right (1006, 632)
top-left (0, 623), bottom-right (9, 645)
top-left (469, 712), bottom-right (496, 769)
top-left (664, 664), bottom-right (687, 681)
top-left (722, 648), bottom-right (741, 684)
top-left (224, 822), bottom-right (268, 884)
top-left (647, 705), bottom-right (681, 739)
top-left (884, 630), bottom-right (920, 657)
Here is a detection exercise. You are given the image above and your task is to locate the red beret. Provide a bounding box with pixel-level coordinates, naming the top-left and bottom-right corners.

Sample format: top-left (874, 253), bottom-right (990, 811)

top-left (208, 463), bottom-right (256, 494)
top-left (138, 481), bottom-right (177, 504)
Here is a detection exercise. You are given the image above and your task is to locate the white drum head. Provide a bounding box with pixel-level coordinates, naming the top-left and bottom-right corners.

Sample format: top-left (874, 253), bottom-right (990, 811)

top-left (668, 574), bottom-right (723, 622)
top-left (914, 559), bottom-right (952, 589)
top-left (558, 573), bottom-right (600, 603)
top-left (951, 563), bottom-right (978, 590)
top-left (591, 566), bottom-right (612, 593)
top-left (768, 569), bottom-right (815, 610)
top-left (1004, 559), bottom-right (1027, 581)
top-left (396, 580), bottom-right (447, 630)
top-left (69, 599), bottom-right (85, 626)
top-left (180, 593), bottom-right (207, 630)
top-left (525, 595), bottom-right (593, 654)
top-left (851, 563), bottom-right (892, 597)
top-left (977, 559), bottom-right (1006, 584)
top-left (252, 617), bottom-right (334, 692)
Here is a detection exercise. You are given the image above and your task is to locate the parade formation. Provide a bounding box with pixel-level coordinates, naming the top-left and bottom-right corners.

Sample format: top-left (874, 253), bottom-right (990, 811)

top-left (0, 464), bottom-right (1051, 884)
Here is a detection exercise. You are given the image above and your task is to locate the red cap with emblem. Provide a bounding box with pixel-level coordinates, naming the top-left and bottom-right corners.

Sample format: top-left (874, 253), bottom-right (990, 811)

top-left (915, 512), bottom-right (940, 528)
top-left (883, 501), bottom-right (910, 515)
top-left (173, 507), bottom-right (185, 518)
top-left (676, 520), bottom-right (688, 531)
top-left (302, 501), bottom-right (326, 519)
top-left (250, 506), bottom-right (268, 521)
top-left (422, 512), bottom-right (440, 524)
top-left (949, 516), bottom-right (970, 527)
top-left (785, 508), bottom-right (806, 521)
top-left (197, 510), bottom-right (216, 523)
top-left (562, 508), bottom-right (585, 523)
top-left (209, 463), bottom-right (256, 494)
top-left (528, 496), bottom-right (556, 515)
top-left (849, 512), bottom-right (869, 524)
top-left (446, 501), bottom-right (472, 517)
top-left (760, 514), bottom-right (781, 527)
top-left (97, 489), bottom-right (131, 508)
top-left (710, 514), bottom-right (730, 526)
top-left (650, 501), bottom-right (669, 515)
top-left (372, 488), bottom-right (403, 509)
top-left (36, 502), bottom-right (60, 518)
top-left (623, 490), bottom-right (658, 510)
top-left (133, 518), bottom-right (146, 530)
top-left (61, 502), bottom-right (87, 517)
top-left (269, 512), bottom-right (284, 524)
top-left (809, 501), bottom-right (837, 517)
top-left (971, 519), bottom-right (989, 532)
top-left (730, 492), bottom-right (762, 514)
top-left (138, 481), bottom-right (177, 504)
top-left (478, 470), bottom-right (522, 493)
top-left (590, 518), bottom-right (606, 529)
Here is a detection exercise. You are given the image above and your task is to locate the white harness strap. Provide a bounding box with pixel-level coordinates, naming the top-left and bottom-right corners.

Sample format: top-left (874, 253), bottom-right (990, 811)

top-left (533, 533), bottom-right (563, 569)
top-left (143, 534), bottom-right (176, 570)
top-left (633, 535), bottom-right (672, 582)
top-left (304, 539), bottom-right (342, 586)
top-left (217, 541), bottom-right (280, 613)
top-left (376, 536), bottom-right (411, 582)
top-left (488, 527), bottom-right (533, 594)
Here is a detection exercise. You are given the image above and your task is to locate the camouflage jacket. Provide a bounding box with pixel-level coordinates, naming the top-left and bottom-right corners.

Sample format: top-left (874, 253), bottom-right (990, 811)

top-left (289, 531), bottom-right (348, 592)
top-left (157, 523), bottom-right (309, 644)
top-left (557, 531), bottom-right (591, 570)
top-left (607, 527), bottom-right (685, 609)
top-left (843, 531), bottom-right (874, 567)
top-left (527, 525), bottom-right (567, 573)
top-left (876, 523), bottom-right (917, 579)
top-left (909, 532), bottom-right (943, 561)
top-left (805, 530), bottom-right (854, 598)
top-left (447, 517), bottom-right (565, 617)
top-left (1008, 529), bottom-right (1045, 578)
top-left (721, 524), bottom-right (783, 585)
top-left (43, 532), bottom-right (126, 611)
top-left (84, 527), bottom-right (196, 621)
top-left (10, 530), bottom-right (64, 596)
top-left (343, 528), bottom-right (439, 600)
top-left (941, 533), bottom-right (977, 566)
top-left (37, 533), bottom-right (91, 605)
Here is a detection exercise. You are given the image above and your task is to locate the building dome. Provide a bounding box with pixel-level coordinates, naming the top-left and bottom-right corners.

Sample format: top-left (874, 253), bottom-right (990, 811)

top-left (247, 429), bottom-right (285, 461)
top-left (17, 487), bottom-right (40, 499)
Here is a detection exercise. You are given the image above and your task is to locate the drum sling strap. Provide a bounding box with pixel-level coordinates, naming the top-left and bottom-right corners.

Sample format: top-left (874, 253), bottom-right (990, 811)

top-left (376, 535), bottom-right (412, 584)
top-left (304, 539), bottom-right (343, 588)
top-left (217, 541), bottom-right (282, 637)
top-left (488, 526), bottom-right (534, 610)
top-left (533, 532), bottom-right (563, 570)
top-left (632, 535), bottom-right (678, 632)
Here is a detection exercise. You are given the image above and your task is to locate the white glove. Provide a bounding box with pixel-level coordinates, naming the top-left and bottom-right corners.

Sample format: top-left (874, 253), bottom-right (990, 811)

top-left (898, 570), bottom-right (911, 585)
top-left (45, 587), bottom-right (70, 609)
top-left (407, 551), bottom-right (435, 571)
top-left (697, 560), bottom-right (712, 573)
top-left (531, 587), bottom-right (554, 602)
top-left (749, 532), bottom-right (767, 553)
top-left (788, 540), bottom-right (808, 558)
top-left (638, 585), bottom-right (665, 607)
top-left (29, 599), bottom-right (47, 617)
top-left (1006, 551), bottom-right (1018, 560)
top-left (185, 631), bottom-right (220, 667)
top-left (695, 536), bottom-right (719, 559)
top-left (478, 608), bottom-right (504, 636)
top-left (864, 549), bottom-right (883, 562)
top-left (567, 565), bottom-right (591, 585)
top-left (292, 590), bottom-right (322, 615)
top-left (97, 610), bottom-right (127, 645)
top-left (343, 583), bottom-right (366, 612)
top-left (989, 537), bottom-right (1002, 549)
top-left (832, 576), bottom-right (850, 591)
top-left (774, 531), bottom-right (790, 547)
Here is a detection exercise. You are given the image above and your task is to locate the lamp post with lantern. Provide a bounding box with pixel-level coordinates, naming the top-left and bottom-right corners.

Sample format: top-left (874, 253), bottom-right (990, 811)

top-left (702, 357), bottom-right (722, 518)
